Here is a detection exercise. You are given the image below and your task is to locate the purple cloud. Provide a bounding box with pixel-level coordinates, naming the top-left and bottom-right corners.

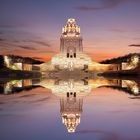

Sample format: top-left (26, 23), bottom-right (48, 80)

top-left (129, 44), bottom-right (140, 47)
top-left (129, 97), bottom-right (140, 99)
top-left (18, 45), bottom-right (37, 50)
top-left (0, 38), bottom-right (6, 41)
top-left (75, 0), bottom-right (140, 11)
top-left (76, 129), bottom-right (140, 140)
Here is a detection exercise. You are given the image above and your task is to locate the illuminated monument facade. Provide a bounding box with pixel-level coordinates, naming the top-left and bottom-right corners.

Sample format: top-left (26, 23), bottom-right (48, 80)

top-left (60, 18), bottom-right (83, 54)
top-left (52, 18), bottom-right (92, 70)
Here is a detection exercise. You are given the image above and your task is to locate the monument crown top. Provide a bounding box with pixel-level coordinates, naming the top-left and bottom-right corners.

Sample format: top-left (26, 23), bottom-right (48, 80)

top-left (67, 18), bottom-right (76, 24)
top-left (62, 18), bottom-right (80, 35)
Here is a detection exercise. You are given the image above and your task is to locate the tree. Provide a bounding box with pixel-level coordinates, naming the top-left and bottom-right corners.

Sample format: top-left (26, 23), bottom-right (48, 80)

top-left (0, 55), bottom-right (4, 69)
top-left (100, 53), bottom-right (140, 64)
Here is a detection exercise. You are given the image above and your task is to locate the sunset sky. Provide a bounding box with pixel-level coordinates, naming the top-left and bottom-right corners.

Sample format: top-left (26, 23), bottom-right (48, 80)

top-left (0, 0), bottom-right (140, 62)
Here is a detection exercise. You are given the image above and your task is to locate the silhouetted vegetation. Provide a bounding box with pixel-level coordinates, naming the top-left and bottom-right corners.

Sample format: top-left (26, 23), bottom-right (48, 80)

top-left (0, 55), bottom-right (4, 68)
top-left (0, 85), bottom-right (41, 94)
top-left (0, 69), bottom-right (42, 79)
top-left (101, 85), bottom-right (140, 96)
top-left (8, 55), bottom-right (44, 64)
top-left (100, 53), bottom-right (140, 64)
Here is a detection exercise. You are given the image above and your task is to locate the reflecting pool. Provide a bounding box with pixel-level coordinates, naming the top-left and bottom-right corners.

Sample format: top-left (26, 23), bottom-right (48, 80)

top-left (0, 76), bottom-right (140, 140)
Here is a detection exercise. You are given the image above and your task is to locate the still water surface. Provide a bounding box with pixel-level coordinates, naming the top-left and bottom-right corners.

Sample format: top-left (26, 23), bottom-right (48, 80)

top-left (0, 77), bottom-right (140, 140)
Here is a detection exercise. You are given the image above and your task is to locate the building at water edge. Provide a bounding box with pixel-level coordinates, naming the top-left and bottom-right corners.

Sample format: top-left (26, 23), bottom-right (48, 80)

top-left (51, 18), bottom-right (92, 70)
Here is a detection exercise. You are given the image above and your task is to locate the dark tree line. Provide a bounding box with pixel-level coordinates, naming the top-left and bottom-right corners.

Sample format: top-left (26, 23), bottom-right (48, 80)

top-left (8, 55), bottom-right (44, 64)
top-left (0, 55), bottom-right (44, 70)
top-left (100, 53), bottom-right (140, 64)
top-left (0, 55), bottom-right (4, 69)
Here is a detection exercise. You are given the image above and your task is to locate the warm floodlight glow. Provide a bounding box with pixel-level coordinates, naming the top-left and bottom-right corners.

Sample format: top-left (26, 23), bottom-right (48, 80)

top-left (52, 18), bottom-right (92, 70)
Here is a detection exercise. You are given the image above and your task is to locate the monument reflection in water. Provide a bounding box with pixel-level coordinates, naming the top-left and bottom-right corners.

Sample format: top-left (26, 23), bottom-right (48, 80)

top-left (0, 77), bottom-right (139, 133)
